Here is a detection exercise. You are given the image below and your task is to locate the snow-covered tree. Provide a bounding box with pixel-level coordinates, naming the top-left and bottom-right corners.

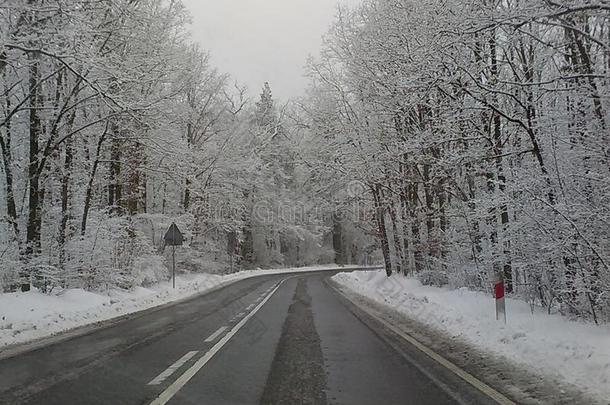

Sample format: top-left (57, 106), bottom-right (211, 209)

top-left (303, 0), bottom-right (610, 322)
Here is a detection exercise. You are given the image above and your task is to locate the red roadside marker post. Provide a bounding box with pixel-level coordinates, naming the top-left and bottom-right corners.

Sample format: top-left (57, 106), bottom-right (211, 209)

top-left (492, 272), bottom-right (507, 324)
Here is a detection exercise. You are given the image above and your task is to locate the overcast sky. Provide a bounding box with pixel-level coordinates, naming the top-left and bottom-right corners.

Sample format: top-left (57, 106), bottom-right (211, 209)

top-left (181, 0), bottom-right (361, 102)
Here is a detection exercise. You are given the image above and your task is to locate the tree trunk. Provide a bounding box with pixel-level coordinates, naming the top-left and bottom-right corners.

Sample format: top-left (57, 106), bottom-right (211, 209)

top-left (108, 127), bottom-right (122, 215)
top-left (409, 181), bottom-right (423, 273)
top-left (184, 179), bottom-right (191, 211)
top-left (25, 54), bottom-right (43, 265)
top-left (125, 141), bottom-right (144, 215)
top-left (184, 121), bottom-right (193, 210)
top-left (239, 191), bottom-right (254, 266)
top-left (81, 125), bottom-right (109, 235)
top-left (372, 184), bottom-right (392, 276)
top-left (399, 187), bottom-right (412, 273)
top-left (0, 127), bottom-right (19, 242)
top-left (388, 202), bottom-right (403, 274)
top-left (59, 136), bottom-right (74, 265)
top-left (332, 216), bottom-right (345, 265)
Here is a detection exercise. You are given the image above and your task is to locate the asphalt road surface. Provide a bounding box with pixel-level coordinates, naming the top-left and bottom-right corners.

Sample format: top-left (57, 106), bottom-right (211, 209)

top-left (0, 270), bottom-right (504, 405)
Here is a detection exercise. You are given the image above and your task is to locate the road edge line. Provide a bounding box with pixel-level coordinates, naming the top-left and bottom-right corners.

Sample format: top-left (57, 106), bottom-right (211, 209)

top-left (330, 283), bottom-right (515, 405)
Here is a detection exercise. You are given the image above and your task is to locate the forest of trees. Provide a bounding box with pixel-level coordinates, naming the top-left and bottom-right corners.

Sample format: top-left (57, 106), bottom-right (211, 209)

top-left (1, 0), bottom-right (609, 324)
top-left (0, 1), bottom-right (374, 295)
top-left (300, 0), bottom-right (610, 323)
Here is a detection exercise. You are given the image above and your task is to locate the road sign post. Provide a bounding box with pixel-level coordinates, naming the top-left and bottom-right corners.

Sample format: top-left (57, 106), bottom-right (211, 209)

top-left (172, 245), bottom-right (176, 289)
top-left (164, 223), bottom-right (184, 289)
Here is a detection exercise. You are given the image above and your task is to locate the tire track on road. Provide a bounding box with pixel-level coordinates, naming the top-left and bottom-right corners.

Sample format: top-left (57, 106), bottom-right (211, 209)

top-left (260, 277), bottom-right (327, 405)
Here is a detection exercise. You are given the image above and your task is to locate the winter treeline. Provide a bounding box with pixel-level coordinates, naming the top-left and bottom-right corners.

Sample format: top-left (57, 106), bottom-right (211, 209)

top-left (302, 0), bottom-right (610, 322)
top-left (3, 0), bottom-right (608, 324)
top-left (0, 0), bottom-right (347, 293)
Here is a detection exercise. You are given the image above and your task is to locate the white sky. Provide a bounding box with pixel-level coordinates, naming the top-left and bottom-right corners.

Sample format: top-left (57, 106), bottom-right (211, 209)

top-left (181, 0), bottom-right (361, 102)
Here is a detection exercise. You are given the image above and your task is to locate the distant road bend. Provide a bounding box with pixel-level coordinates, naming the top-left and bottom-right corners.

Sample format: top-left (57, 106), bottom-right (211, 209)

top-left (0, 269), bottom-right (512, 405)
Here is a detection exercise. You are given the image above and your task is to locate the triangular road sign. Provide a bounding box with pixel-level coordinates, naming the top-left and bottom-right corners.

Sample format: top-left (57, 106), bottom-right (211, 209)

top-left (164, 223), bottom-right (184, 246)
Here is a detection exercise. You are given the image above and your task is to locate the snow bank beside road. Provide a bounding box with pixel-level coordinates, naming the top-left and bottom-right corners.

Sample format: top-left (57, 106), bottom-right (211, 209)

top-left (332, 270), bottom-right (610, 402)
top-left (0, 265), bottom-right (359, 350)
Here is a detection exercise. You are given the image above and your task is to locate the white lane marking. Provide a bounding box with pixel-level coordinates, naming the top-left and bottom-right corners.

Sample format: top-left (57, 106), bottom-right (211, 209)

top-left (334, 287), bottom-right (515, 405)
top-left (204, 326), bottom-right (227, 343)
top-left (147, 351), bottom-right (199, 386)
top-left (148, 280), bottom-right (285, 405)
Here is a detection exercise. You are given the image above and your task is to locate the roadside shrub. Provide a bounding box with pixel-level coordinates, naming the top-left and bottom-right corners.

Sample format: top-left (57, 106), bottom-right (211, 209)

top-left (417, 270), bottom-right (449, 287)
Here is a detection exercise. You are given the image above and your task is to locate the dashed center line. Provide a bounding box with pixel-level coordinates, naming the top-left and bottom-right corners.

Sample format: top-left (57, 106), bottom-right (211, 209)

top-left (204, 326), bottom-right (228, 343)
top-left (148, 280), bottom-right (285, 405)
top-left (148, 351), bottom-right (199, 386)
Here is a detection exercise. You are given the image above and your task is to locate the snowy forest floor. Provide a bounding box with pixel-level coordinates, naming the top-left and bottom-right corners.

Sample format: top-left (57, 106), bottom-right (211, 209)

top-left (332, 271), bottom-right (610, 404)
top-left (0, 265), bottom-right (363, 352)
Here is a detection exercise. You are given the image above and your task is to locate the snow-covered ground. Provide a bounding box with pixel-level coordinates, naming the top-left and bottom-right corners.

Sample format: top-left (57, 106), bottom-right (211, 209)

top-left (332, 270), bottom-right (610, 402)
top-left (0, 265), bottom-right (360, 349)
